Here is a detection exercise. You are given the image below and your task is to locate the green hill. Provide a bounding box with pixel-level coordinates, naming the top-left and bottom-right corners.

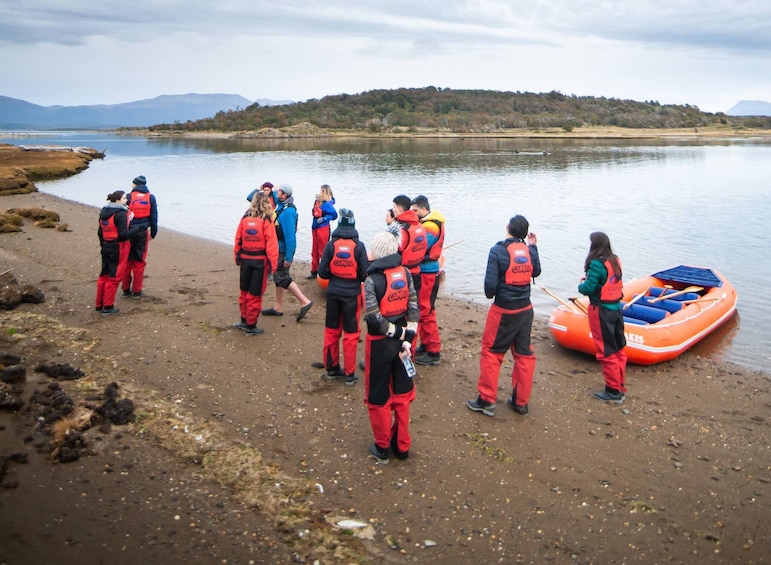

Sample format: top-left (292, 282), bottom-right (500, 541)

top-left (148, 87), bottom-right (771, 134)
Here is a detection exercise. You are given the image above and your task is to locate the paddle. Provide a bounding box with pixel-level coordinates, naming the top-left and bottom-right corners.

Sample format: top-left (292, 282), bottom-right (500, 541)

top-left (681, 296), bottom-right (723, 305)
top-left (648, 286), bottom-right (703, 303)
top-left (622, 285), bottom-right (652, 310)
top-left (441, 239), bottom-right (464, 251)
top-left (540, 286), bottom-right (582, 313)
top-left (569, 296), bottom-right (588, 314)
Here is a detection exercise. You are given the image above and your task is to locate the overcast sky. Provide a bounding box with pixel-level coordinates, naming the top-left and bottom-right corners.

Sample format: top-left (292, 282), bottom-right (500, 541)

top-left (1, 1), bottom-right (769, 113)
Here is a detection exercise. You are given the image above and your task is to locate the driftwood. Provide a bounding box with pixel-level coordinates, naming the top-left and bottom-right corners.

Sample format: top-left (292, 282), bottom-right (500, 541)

top-left (19, 145), bottom-right (105, 158)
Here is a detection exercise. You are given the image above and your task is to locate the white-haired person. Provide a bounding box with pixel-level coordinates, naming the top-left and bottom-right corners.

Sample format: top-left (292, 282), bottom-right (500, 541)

top-left (362, 231), bottom-right (419, 464)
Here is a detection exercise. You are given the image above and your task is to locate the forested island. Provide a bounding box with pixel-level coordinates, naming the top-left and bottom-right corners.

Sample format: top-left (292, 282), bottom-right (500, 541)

top-left (148, 87), bottom-right (771, 135)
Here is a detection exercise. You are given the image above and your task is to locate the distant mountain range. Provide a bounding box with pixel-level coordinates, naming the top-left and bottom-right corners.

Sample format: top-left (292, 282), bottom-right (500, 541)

top-left (0, 94), bottom-right (294, 130)
top-left (726, 100), bottom-right (771, 116)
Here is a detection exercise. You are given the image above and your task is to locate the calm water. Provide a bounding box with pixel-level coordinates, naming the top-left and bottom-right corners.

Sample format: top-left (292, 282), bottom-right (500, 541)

top-left (4, 132), bottom-right (770, 372)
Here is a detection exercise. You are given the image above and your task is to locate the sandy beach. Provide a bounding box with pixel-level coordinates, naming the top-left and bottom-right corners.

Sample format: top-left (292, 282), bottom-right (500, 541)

top-left (1, 190), bottom-right (769, 564)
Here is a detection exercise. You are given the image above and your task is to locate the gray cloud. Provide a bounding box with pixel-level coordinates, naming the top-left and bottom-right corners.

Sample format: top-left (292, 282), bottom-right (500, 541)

top-left (2, 1), bottom-right (768, 53)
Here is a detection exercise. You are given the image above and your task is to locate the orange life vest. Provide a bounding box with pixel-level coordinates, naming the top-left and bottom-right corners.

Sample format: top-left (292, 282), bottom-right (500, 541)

top-left (330, 238), bottom-right (359, 280)
top-left (240, 218), bottom-right (268, 256)
top-left (425, 218), bottom-right (445, 261)
top-left (599, 258), bottom-right (623, 302)
top-left (503, 241), bottom-right (533, 286)
top-left (378, 266), bottom-right (410, 318)
top-left (100, 215), bottom-right (119, 241)
top-left (399, 224), bottom-right (428, 270)
top-left (128, 190), bottom-right (152, 219)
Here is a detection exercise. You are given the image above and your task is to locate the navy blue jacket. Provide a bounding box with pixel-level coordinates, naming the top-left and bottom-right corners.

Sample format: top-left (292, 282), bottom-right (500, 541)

top-left (484, 238), bottom-right (541, 310)
top-left (318, 226), bottom-right (369, 297)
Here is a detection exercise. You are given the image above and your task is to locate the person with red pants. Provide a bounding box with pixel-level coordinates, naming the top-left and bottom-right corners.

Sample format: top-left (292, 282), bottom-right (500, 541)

top-left (307, 184), bottom-right (337, 279)
top-left (122, 175), bottom-right (158, 298)
top-left (389, 194), bottom-right (427, 293)
top-left (317, 209), bottom-right (369, 385)
top-left (578, 232), bottom-right (627, 403)
top-left (467, 215), bottom-right (540, 417)
top-left (410, 195), bottom-right (445, 366)
top-left (96, 190), bottom-right (146, 315)
top-left (363, 232), bottom-right (419, 464)
top-left (233, 193), bottom-right (279, 335)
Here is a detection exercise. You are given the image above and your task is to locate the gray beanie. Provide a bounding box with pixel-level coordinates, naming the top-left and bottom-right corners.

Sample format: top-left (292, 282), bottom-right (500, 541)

top-left (338, 208), bottom-right (355, 228)
top-left (132, 175), bottom-right (147, 186)
top-left (370, 232), bottom-right (398, 260)
top-left (278, 183), bottom-right (293, 197)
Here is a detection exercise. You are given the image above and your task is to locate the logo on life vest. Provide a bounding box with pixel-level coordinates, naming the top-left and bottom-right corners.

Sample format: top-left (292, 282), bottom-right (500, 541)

top-left (389, 271), bottom-right (406, 290)
top-left (335, 246), bottom-right (352, 259)
top-left (245, 228), bottom-right (259, 235)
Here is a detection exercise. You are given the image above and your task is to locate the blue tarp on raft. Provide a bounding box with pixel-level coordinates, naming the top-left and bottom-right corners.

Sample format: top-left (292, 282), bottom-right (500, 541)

top-left (652, 265), bottom-right (723, 289)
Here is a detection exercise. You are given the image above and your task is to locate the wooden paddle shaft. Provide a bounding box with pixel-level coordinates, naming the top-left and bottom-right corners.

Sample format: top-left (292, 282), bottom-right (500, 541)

top-left (540, 286), bottom-right (582, 313)
top-left (681, 296), bottom-right (722, 304)
top-left (569, 297), bottom-right (588, 314)
top-left (648, 285), bottom-right (703, 303)
top-left (622, 285), bottom-right (652, 310)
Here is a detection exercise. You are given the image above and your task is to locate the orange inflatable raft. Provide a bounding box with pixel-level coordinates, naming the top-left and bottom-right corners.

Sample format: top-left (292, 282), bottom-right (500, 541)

top-left (548, 265), bottom-right (738, 365)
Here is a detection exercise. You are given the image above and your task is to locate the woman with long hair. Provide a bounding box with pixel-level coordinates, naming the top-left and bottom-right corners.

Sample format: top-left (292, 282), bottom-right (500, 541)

top-left (578, 231), bottom-right (628, 403)
top-left (233, 192), bottom-right (279, 334)
top-left (307, 184), bottom-right (338, 279)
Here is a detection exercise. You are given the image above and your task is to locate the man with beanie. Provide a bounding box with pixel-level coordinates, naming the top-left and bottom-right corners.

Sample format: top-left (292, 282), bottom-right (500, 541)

top-left (122, 175), bottom-right (159, 298)
top-left (317, 209), bottom-right (369, 385)
top-left (411, 195), bottom-right (446, 366)
top-left (262, 184), bottom-right (314, 322)
top-left (363, 231), bottom-right (419, 464)
top-left (467, 215), bottom-right (540, 417)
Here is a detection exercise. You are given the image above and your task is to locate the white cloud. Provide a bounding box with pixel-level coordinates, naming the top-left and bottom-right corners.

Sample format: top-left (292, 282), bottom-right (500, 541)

top-left (1, 1), bottom-right (769, 112)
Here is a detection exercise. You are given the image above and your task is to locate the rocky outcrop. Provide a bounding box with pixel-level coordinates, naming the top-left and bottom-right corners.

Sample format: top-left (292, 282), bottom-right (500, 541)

top-left (0, 143), bottom-right (104, 195)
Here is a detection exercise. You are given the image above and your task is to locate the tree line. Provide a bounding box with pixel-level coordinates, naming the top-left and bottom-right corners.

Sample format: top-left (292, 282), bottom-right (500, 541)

top-left (147, 87), bottom-right (771, 133)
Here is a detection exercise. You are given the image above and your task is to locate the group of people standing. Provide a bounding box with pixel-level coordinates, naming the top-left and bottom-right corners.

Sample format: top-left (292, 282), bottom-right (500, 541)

top-left (96, 175), bottom-right (628, 465)
top-left (95, 175), bottom-right (158, 315)
top-left (233, 184), bottom-right (447, 463)
top-left (231, 182), bottom-right (628, 463)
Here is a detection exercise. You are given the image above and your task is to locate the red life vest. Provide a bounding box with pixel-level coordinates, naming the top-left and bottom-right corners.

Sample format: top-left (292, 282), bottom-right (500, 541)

top-left (312, 200), bottom-right (322, 218)
top-left (100, 214), bottom-right (119, 241)
top-left (599, 258), bottom-right (623, 302)
top-left (128, 190), bottom-right (152, 219)
top-left (378, 266), bottom-right (410, 318)
top-left (503, 241), bottom-right (533, 286)
top-left (239, 218), bottom-right (267, 256)
top-left (330, 238), bottom-right (359, 280)
top-left (399, 224), bottom-right (428, 270)
top-left (425, 218), bottom-right (445, 261)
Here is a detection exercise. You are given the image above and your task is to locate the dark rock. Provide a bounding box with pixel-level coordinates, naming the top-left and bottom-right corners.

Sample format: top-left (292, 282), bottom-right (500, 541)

top-left (0, 284), bottom-right (22, 310)
top-left (104, 381), bottom-right (120, 400)
top-left (34, 363), bottom-right (84, 380)
top-left (95, 397), bottom-right (136, 425)
top-left (0, 390), bottom-right (24, 411)
top-left (0, 353), bottom-right (21, 365)
top-left (56, 446), bottom-right (80, 463)
top-left (20, 284), bottom-right (45, 304)
top-left (0, 364), bottom-right (26, 384)
top-left (8, 452), bottom-right (28, 464)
